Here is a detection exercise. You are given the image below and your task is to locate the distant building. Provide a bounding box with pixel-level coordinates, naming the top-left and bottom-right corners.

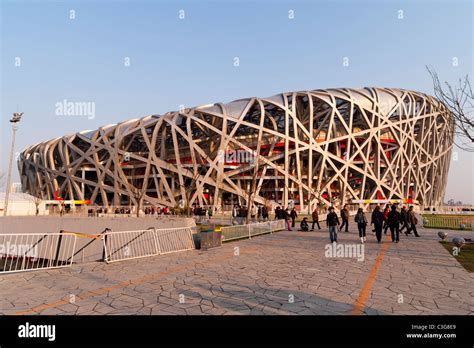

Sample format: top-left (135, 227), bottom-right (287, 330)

top-left (0, 192), bottom-right (46, 216)
top-left (18, 87), bottom-right (454, 211)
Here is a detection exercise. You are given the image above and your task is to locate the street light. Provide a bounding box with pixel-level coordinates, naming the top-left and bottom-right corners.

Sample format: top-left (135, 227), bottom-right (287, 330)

top-left (3, 112), bottom-right (23, 216)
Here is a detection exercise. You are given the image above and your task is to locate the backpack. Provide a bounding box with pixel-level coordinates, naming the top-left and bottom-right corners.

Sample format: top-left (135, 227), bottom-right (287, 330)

top-left (388, 211), bottom-right (400, 225)
top-left (354, 214), bottom-right (359, 223)
top-left (341, 209), bottom-right (348, 219)
top-left (372, 211), bottom-right (384, 225)
top-left (355, 213), bottom-right (366, 224)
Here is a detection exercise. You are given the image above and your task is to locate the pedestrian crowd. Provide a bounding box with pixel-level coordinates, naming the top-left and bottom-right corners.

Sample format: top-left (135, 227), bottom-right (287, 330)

top-left (324, 204), bottom-right (420, 244)
top-left (229, 203), bottom-right (421, 246)
top-left (231, 204), bottom-right (269, 224)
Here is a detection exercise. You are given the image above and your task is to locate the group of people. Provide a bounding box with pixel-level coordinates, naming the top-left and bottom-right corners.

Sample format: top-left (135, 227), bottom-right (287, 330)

top-left (192, 205), bottom-right (210, 217)
top-left (143, 206), bottom-right (171, 215)
top-left (298, 205), bottom-right (349, 234)
top-left (274, 206), bottom-right (299, 231)
top-left (324, 204), bottom-right (420, 244)
top-left (232, 204), bottom-right (270, 224)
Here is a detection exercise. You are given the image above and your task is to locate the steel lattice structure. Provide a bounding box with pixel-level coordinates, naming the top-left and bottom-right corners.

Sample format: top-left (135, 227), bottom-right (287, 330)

top-left (18, 87), bottom-right (454, 211)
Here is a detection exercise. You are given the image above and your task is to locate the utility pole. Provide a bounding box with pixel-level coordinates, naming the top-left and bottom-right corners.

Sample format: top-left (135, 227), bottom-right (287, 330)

top-left (3, 112), bottom-right (23, 216)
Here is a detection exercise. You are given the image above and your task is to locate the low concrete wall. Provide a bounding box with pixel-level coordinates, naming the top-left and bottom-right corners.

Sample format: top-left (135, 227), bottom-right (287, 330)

top-left (0, 216), bottom-right (196, 264)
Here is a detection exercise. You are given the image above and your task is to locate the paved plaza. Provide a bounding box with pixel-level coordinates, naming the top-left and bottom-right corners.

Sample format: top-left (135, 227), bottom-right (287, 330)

top-left (1, 224), bottom-right (473, 315)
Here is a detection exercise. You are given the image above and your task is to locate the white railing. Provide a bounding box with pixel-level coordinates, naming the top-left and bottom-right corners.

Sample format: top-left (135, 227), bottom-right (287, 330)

top-left (0, 233), bottom-right (77, 274)
top-left (102, 229), bottom-right (159, 263)
top-left (103, 227), bottom-right (195, 263)
top-left (155, 227), bottom-right (195, 254)
top-left (422, 216), bottom-right (473, 230)
top-left (221, 220), bottom-right (286, 242)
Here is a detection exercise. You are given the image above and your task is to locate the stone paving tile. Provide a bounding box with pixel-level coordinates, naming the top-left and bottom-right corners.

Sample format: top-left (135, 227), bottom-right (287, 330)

top-left (1, 225), bottom-right (472, 315)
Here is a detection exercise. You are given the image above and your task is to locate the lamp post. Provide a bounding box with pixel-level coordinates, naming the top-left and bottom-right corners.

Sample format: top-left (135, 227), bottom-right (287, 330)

top-left (3, 112), bottom-right (23, 216)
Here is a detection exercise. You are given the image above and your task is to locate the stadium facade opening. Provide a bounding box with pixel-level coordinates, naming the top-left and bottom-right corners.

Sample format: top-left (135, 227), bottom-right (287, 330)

top-left (18, 88), bottom-right (454, 212)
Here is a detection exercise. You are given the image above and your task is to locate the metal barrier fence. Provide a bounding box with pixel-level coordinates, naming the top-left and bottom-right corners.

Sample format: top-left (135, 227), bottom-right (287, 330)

top-left (155, 227), bottom-right (195, 254)
top-left (221, 220), bottom-right (286, 242)
top-left (103, 229), bottom-right (159, 263)
top-left (0, 233), bottom-right (77, 274)
top-left (103, 227), bottom-right (195, 263)
top-left (423, 216), bottom-right (473, 230)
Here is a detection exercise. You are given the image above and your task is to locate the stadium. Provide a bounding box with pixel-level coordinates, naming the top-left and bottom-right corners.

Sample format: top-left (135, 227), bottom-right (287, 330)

top-left (18, 87), bottom-right (454, 212)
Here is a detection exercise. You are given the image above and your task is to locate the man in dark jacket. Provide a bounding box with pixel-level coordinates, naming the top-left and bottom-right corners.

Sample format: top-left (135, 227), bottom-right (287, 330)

top-left (284, 208), bottom-right (292, 231)
top-left (290, 208), bottom-right (298, 228)
top-left (399, 206), bottom-right (409, 234)
top-left (340, 204), bottom-right (349, 232)
top-left (387, 205), bottom-right (401, 243)
top-left (275, 206), bottom-right (281, 220)
top-left (311, 207), bottom-right (321, 230)
top-left (326, 207), bottom-right (340, 243)
top-left (300, 217), bottom-right (309, 232)
top-left (371, 205), bottom-right (384, 243)
top-left (406, 206), bottom-right (420, 237)
top-left (383, 204), bottom-right (390, 235)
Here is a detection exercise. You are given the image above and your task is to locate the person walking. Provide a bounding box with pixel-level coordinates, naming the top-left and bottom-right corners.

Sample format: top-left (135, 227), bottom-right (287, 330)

top-left (238, 205), bottom-right (245, 225)
top-left (339, 204), bottom-right (350, 232)
top-left (232, 205), bottom-right (239, 225)
top-left (406, 206), bottom-right (420, 237)
top-left (274, 206), bottom-right (281, 220)
top-left (387, 205), bottom-right (401, 243)
top-left (290, 207), bottom-right (298, 228)
top-left (382, 204), bottom-right (390, 235)
top-left (207, 207), bottom-right (213, 220)
top-left (355, 208), bottom-right (368, 243)
top-left (311, 207), bottom-right (321, 230)
top-left (326, 207), bottom-right (340, 243)
top-left (300, 217), bottom-right (309, 231)
top-left (262, 206), bottom-right (269, 221)
top-left (284, 208), bottom-right (292, 231)
top-left (251, 205), bottom-right (258, 222)
top-left (399, 206), bottom-right (410, 234)
top-left (371, 205), bottom-right (384, 243)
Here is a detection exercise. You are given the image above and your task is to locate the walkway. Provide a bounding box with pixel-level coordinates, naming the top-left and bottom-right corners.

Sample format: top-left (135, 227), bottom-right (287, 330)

top-left (1, 225), bottom-right (472, 315)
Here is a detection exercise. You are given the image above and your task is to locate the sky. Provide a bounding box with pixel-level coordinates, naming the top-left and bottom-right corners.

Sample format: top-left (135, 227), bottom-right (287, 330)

top-left (0, 0), bottom-right (473, 203)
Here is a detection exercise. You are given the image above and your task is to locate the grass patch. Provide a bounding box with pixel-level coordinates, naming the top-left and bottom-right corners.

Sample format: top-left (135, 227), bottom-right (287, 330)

top-left (440, 241), bottom-right (474, 272)
top-left (422, 215), bottom-right (473, 231)
top-left (422, 214), bottom-right (474, 219)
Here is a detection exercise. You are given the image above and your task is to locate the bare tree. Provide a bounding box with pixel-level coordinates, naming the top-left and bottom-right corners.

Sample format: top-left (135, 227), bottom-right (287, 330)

top-left (128, 168), bottom-right (146, 217)
top-left (31, 196), bottom-right (42, 216)
top-left (246, 155), bottom-right (260, 224)
top-left (427, 67), bottom-right (474, 151)
top-left (128, 186), bottom-right (146, 217)
top-left (178, 169), bottom-right (202, 216)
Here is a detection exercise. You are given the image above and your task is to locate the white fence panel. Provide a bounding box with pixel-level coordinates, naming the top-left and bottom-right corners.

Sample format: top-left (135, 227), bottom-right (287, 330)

top-left (250, 221), bottom-right (272, 237)
top-left (221, 220), bottom-right (286, 242)
top-left (0, 233), bottom-right (76, 274)
top-left (103, 229), bottom-right (159, 263)
top-left (155, 227), bottom-right (195, 255)
top-left (220, 225), bottom-right (250, 241)
top-left (103, 227), bottom-right (195, 263)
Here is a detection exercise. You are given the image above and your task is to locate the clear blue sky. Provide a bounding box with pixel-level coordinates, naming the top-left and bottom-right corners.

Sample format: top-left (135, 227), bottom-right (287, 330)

top-left (1, 0), bottom-right (473, 203)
